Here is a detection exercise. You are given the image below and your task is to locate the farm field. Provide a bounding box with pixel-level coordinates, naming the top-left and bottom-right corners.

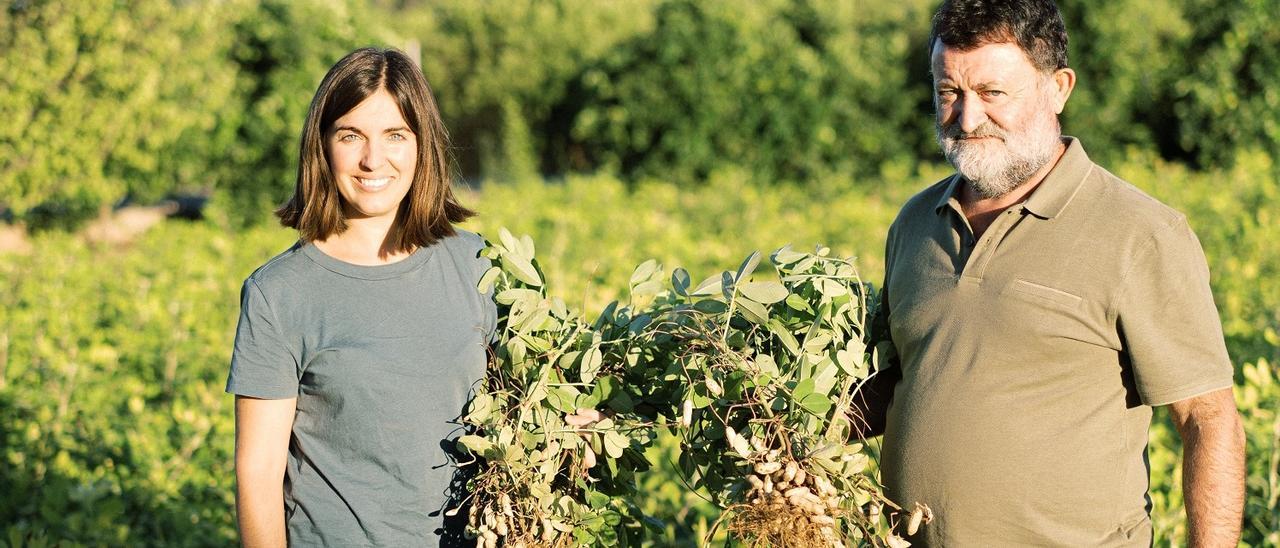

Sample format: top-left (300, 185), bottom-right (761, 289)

top-left (2, 159), bottom-right (1276, 546)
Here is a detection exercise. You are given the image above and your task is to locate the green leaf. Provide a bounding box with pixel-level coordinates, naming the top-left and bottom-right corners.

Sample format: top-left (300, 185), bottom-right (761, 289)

top-left (721, 271), bottom-right (736, 300)
top-left (477, 266), bottom-right (500, 294)
top-left (816, 277), bottom-right (846, 297)
top-left (798, 392), bottom-right (832, 416)
top-left (587, 491), bottom-right (611, 509)
top-left (738, 281), bottom-right (788, 304)
top-left (792, 377), bottom-right (815, 400)
top-left (495, 288), bottom-right (538, 306)
top-left (546, 386), bottom-right (580, 413)
top-left (579, 347), bottom-right (603, 384)
top-left (735, 296), bottom-right (770, 324)
top-left (835, 347), bottom-right (859, 376)
top-left (785, 293), bottom-right (813, 313)
top-left (736, 251), bottom-right (762, 281)
top-left (631, 279), bottom-right (664, 298)
top-left (519, 233), bottom-right (537, 258)
top-left (498, 227), bottom-right (520, 253)
top-left (456, 435), bottom-right (493, 455)
top-left (690, 273), bottom-right (723, 296)
top-left (603, 431), bottom-right (628, 459)
top-left (671, 268), bottom-right (691, 296)
top-left (501, 254), bottom-right (543, 287)
top-left (767, 320), bottom-right (801, 356)
top-left (691, 299), bottom-right (728, 314)
top-left (465, 393), bottom-right (493, 424)
top-left (630, 259), bottom-right (660, 286)
top-left (591, 375), bottom-right (619, 402)
top-left (771, 245), bottom-right (806, 265)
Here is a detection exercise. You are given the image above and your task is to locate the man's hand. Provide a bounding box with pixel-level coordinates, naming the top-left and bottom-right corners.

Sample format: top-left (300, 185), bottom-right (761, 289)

top-left (1168, 387), bottom-right (1245, 548)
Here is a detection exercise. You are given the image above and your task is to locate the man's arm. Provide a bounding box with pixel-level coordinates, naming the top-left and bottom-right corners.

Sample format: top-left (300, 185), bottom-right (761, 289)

top-left (850, 369), bottom-right (899, 438)
top-left (1167, 387), bottom-right (1245, 548)
top-left (235, 395), bottom-right (297, 548)
top-left (851, 285), bottom-right (901, 439)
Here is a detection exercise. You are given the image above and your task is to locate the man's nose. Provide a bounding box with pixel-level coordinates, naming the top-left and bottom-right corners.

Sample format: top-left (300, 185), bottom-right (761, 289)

top-left (957, 94), bottom-right (987, 134)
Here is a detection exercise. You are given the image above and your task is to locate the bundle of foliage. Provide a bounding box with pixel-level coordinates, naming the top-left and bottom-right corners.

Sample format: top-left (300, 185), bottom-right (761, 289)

top-left (660, 247), bottom-right (925, 547)
top-left (460, 231), bottom-right (925, 546)
top-left (458, 230), bottom-right (671, 546)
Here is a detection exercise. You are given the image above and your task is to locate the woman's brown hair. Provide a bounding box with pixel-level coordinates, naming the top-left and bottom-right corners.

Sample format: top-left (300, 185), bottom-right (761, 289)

top-left (276, 47), bottom-right (473, 250)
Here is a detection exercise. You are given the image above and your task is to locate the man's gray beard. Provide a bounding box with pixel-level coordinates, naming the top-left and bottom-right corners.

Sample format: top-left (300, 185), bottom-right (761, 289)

top-left (936, 114), bottom-right (1061, 199)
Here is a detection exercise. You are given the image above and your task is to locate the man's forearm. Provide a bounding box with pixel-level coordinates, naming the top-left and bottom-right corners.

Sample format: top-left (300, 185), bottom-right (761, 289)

top-left (1179, 404), bottom-right (1245, 547)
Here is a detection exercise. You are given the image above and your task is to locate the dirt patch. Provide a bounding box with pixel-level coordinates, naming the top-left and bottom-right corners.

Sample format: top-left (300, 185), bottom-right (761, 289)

top-left (0, 223), bottom-right (31, 255)
top-left (82, 204), bottom-right (178, 246)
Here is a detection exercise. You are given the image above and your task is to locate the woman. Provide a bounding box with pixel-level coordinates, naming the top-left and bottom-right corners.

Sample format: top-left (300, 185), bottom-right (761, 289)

top-left (227, 47), bottom-right (495, 546)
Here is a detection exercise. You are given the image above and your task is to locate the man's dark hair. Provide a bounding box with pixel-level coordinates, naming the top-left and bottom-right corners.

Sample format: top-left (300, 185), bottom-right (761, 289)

top-left (929, 0), bottom-right (1068, 73)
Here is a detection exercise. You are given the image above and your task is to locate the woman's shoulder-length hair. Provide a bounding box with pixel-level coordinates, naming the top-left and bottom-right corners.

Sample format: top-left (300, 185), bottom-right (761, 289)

top-left (276, 46), bottom-right (473, 251)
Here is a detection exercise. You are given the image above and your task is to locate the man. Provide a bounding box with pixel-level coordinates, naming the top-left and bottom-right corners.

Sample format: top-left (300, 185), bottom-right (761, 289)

top-left (857, 0), bottom-right (1246, 545)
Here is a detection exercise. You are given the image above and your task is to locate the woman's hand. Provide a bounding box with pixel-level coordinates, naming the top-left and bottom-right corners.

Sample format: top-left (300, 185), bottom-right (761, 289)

top-left (234, 395), bottom-right (297, 548)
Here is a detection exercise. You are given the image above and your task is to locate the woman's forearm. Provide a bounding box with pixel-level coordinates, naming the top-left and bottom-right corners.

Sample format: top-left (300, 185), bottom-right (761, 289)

top-left (236, 476), bottom-right (286, 548)
top-left (233, 396), bottom-right (296, 547)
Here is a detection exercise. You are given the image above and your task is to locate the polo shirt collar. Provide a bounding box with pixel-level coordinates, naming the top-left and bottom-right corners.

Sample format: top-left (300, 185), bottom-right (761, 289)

top-left (933, 174), bottom-right (964, 215)
top-left (1022, 136), bottom-right (1092, 219)
top-left (932, 136), bottom-right (1094, 219)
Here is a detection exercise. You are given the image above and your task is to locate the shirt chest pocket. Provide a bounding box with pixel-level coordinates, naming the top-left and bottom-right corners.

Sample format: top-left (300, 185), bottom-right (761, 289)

top-left (1006, 279), bottom-right (1083, 310)
top-left (996, 278), bottom-right (1113, 349)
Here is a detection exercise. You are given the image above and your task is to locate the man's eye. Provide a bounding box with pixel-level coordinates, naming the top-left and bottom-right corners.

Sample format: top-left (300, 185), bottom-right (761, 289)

top-left (984, 90), bottom-right (1006, 97)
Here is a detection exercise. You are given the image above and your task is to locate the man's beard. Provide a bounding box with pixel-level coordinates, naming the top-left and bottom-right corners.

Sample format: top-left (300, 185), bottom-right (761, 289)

top-left (936, 104), bottom-right (1062, 200)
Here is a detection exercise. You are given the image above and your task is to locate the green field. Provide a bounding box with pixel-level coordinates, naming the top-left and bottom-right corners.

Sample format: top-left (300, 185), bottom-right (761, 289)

top-left (2, 158), bottom-right (1276, 546)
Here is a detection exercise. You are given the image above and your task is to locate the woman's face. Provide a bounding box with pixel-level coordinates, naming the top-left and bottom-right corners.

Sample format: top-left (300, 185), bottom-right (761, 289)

top-left (327, 89), bottom-right (417, 223)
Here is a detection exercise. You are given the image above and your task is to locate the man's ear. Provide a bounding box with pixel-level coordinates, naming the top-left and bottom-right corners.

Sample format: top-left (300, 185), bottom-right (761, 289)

top-left (1049, 68), bottom-right (1076, 114)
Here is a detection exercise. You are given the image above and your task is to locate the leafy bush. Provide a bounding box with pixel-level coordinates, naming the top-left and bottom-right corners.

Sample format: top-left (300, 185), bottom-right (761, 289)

top-left (405, 0), bottom-right (658, 182)
top-left (554, 0), bottom-right (933, 185)
top-left (0, 0), bottom-right (241, 230)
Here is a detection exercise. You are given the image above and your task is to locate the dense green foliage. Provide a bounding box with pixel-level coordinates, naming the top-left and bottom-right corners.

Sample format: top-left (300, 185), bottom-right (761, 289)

top-left (3, 0), bottom-right (1277, 227)
top-left (0, 0), bottom-right (241, 229)
top-left (3, 157), bottom-right (1277, 545)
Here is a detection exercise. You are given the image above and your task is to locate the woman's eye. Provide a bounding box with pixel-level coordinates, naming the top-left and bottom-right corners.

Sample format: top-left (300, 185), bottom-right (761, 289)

top-left (388, 133), bottom-right (409, 142)
top-left (338, 133), bottom-right (360, 143)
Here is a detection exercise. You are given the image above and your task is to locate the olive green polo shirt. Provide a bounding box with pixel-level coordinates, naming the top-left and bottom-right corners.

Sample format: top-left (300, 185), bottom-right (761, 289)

top-left (877, 138), bottom-right (1233, 546)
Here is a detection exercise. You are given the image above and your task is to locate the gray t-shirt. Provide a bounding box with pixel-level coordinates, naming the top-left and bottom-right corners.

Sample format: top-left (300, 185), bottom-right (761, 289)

top-left (227, 229), bottom-right (496, 547)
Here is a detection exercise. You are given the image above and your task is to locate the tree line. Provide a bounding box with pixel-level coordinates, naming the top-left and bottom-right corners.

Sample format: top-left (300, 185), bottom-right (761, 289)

top-left (2, 0), bottom-right (1275, 229)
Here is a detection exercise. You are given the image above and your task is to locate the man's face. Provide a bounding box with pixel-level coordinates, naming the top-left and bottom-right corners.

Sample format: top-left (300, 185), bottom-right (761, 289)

top-left (931, 40), bottom-right (1066, 199)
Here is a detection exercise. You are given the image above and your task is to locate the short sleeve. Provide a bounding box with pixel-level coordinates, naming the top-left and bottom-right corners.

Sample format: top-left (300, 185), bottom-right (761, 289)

top-left (1116, 217), bottom-right (1233, 406)
top-left (226, 279), bottom-right (300, 399)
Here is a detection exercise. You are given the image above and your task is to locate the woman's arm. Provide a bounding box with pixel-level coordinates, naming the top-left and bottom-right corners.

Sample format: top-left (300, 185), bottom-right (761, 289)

top-left (234, 395), bottom-right (297, 548)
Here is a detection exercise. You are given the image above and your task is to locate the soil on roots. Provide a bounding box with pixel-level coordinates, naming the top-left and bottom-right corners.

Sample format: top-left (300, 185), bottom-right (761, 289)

top-left (727, 502), bottom-right (835, 547)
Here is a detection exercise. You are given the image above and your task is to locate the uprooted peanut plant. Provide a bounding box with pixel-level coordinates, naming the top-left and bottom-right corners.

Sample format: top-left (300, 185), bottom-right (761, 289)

top-left (455, 230), bottom-right (928, 547)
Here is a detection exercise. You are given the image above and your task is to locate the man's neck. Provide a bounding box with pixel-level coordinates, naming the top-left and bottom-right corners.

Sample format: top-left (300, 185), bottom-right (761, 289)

top-left (960, 140), bottom-right (1067, 239)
